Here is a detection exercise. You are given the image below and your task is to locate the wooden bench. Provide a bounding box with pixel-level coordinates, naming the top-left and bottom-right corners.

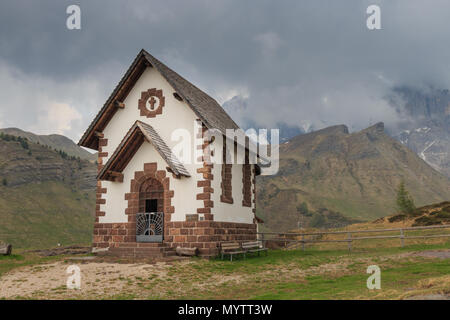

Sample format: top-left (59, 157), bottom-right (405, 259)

top-left (242, 241), bottom-right (267, 256)
top-left (220, 242), bottom-right (245, 261)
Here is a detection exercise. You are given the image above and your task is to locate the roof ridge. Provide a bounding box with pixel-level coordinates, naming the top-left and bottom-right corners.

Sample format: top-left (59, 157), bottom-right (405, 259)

top-left (141, 49), bottom-right (214, 97)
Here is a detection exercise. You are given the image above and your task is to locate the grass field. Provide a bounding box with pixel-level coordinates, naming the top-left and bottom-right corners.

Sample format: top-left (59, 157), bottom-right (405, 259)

top-left (0, 241), bottom-right (449, 300)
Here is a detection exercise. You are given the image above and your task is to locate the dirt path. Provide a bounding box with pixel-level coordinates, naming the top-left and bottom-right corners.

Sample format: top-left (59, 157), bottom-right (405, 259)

top-left (0, 260), bottom-right (173, 299)
top-left (413, 250), bottom-right (450, 259)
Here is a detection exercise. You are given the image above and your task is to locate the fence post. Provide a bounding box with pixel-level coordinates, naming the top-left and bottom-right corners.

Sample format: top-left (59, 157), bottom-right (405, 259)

top-left (302, 234), bottom-right (305, 251)
top-left (347, 232), bottom-right (352, 252)
top-left (400, 229), bottom-right (404, 248)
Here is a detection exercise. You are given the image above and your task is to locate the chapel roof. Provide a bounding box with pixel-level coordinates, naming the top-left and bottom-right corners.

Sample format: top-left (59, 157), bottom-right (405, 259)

top-left (78, 49), bottom-right (239, 150)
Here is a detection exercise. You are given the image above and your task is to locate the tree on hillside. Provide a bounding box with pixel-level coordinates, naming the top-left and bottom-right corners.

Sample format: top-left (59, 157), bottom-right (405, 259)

top-left (296, 202), bottom-right (309, 229)
top-left (309, 213), bottom-right (325, 228)
top-left (297, 202), bottom-right (309, 215)
top-left (396, 181), bottom-right (416, 215)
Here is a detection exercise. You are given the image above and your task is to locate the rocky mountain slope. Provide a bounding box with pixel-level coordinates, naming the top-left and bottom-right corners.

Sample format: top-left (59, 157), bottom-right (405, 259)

top-left (256, 122), bottom-right (450, 232)
top-left (391, 87), bottom-right (450, 178)
top-left (0, 127), bottom-right (96, 161)
top-left (0, 133), bottom-right (96, 248)
top-left (222, 89), bottom-right (450, 179)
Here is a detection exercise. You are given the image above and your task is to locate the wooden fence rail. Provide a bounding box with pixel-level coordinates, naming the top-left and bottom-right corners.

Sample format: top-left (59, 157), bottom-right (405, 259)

top-left (257, 224), bottom-right (450, 251)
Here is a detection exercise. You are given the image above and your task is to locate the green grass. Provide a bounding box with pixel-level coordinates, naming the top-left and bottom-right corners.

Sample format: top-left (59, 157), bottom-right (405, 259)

top-left (0, 250), bottom-right (71, 277)
top-left (181, 243), bottom-right (450, 299)
top-left (1, 242), bottom-right (449, 300)
top-left (251, 259), bottom-right (450, 299)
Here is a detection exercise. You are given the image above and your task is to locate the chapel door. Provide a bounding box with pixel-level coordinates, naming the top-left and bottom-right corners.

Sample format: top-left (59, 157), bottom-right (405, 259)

top-left (136, 178), bottom-right (164, 242)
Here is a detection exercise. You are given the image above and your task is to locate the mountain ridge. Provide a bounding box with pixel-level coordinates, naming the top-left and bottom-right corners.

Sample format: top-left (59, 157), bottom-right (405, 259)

top-left (257, 122), bottom-right (450, 232)
top-left (0, 127), bottom-right (96, 162)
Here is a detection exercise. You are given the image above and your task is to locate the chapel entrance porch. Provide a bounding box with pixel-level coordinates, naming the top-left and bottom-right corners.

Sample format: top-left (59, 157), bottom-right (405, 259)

top-left (136, 177), bottom-right (164, 243)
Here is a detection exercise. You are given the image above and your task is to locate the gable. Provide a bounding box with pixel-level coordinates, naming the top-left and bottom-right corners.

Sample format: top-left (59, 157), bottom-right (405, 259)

top-left (100, 64), bottom-right (200, 164)
top-left (78, 49), bottom-right (239, 151)
top-left (98, 121), bottom-right (190, 182)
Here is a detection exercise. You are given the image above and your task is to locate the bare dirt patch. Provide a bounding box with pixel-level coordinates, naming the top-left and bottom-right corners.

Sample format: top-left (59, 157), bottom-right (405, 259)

top-left (412, 249), bottom-right (450, 259)
top-left (28, 246), bottom-right (91, 257)
top-left (405, 294), bottom-right (450, 300)
top-left (0, 260), bottom-right (174, 299)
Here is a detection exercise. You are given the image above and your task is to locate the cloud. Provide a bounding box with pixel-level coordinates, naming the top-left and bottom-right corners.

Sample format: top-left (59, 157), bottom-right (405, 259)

top-left (253, 32), bottom-right (283, 58)
top-left (0, 57), bottom-right (119, 140)
top-left (241, 75), bottom-right (408, 132)
top-left (32, 103), bottom-right (82, 135)
top-left (0, 0), bottom-right (450, 139)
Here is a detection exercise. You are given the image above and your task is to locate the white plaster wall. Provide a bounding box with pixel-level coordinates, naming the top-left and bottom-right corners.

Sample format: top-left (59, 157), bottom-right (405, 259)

top-left (210, 138), bottom-right (254, 224)
top-left (98, 65), bottom-right (254, 224)
top-left (102, 67), bottom-right (199, 162)
top-left (100, 143), bottom-right (200, 223)
top-left (210, 163), bottom-right (254, 223)
top-left (99, 66), bottom-right (203, 223)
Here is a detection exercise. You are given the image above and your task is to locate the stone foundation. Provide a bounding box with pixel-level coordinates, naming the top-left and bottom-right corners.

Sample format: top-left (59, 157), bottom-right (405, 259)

top-left (165, 221), bottom-right (257, 256)
top-left (92, 220), bottom-right (257, 258)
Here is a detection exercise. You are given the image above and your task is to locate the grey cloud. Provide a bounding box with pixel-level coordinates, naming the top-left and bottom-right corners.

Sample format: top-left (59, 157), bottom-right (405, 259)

top-left (1, 0), bottom-right (450, 140)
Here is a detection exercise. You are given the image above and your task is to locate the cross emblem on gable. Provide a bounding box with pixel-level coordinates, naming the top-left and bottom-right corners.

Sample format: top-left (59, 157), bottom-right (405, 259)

top-left (138, 88), bottom-right (165, 118)
top-left (148, 97), bottom-right (157, 110)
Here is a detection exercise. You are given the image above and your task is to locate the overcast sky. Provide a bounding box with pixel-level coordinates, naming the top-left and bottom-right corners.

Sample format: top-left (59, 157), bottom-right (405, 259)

top-left (1, 0), bottom-right (450, 142)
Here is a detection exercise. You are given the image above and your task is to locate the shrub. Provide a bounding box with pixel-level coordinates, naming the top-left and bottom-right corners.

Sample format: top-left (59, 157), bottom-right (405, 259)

top-left (413, 216), bottom-right (441, 226)
top-left (296, 202), bottom-right (309, 215)
top-left (436, 211), bottom-right (450, 219)
top-left (19, 139), bottom-right (29, 149)
top-left (309, 213), bottom-right (326, 228)
top-left (388, 214), bottom-right (407, 223)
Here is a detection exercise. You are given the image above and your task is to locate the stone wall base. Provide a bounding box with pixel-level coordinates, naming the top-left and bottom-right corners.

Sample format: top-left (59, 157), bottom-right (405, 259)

top-left (165, 221), bottom-right (257, 256)
top-left (92, 221), bottom-right (257, 258)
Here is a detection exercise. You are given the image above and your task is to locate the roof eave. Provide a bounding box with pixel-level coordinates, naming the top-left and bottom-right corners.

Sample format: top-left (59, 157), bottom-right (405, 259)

top-left (78, 50), bottom-right (149, 150)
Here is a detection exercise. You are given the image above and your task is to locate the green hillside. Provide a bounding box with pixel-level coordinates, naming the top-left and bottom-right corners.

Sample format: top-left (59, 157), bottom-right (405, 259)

top-left (0, 182), bottom-right (95, 248)
top-left (0, 133), bottom-right (96, 248)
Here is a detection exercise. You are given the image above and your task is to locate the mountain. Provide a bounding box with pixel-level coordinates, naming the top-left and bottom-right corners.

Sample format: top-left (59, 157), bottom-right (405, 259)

top-left (222, 89), bottom-right (450, 179)
top-left (390, 87), bottom-right (450, 178)
top-left (256, 122), bottom-right (450, 232)
top-left (0, 127), bottom-right (97, 161)
top-left (0, 132), bottom-right (96, 248)
top-left (396, 126), bottom-right (450, 177)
